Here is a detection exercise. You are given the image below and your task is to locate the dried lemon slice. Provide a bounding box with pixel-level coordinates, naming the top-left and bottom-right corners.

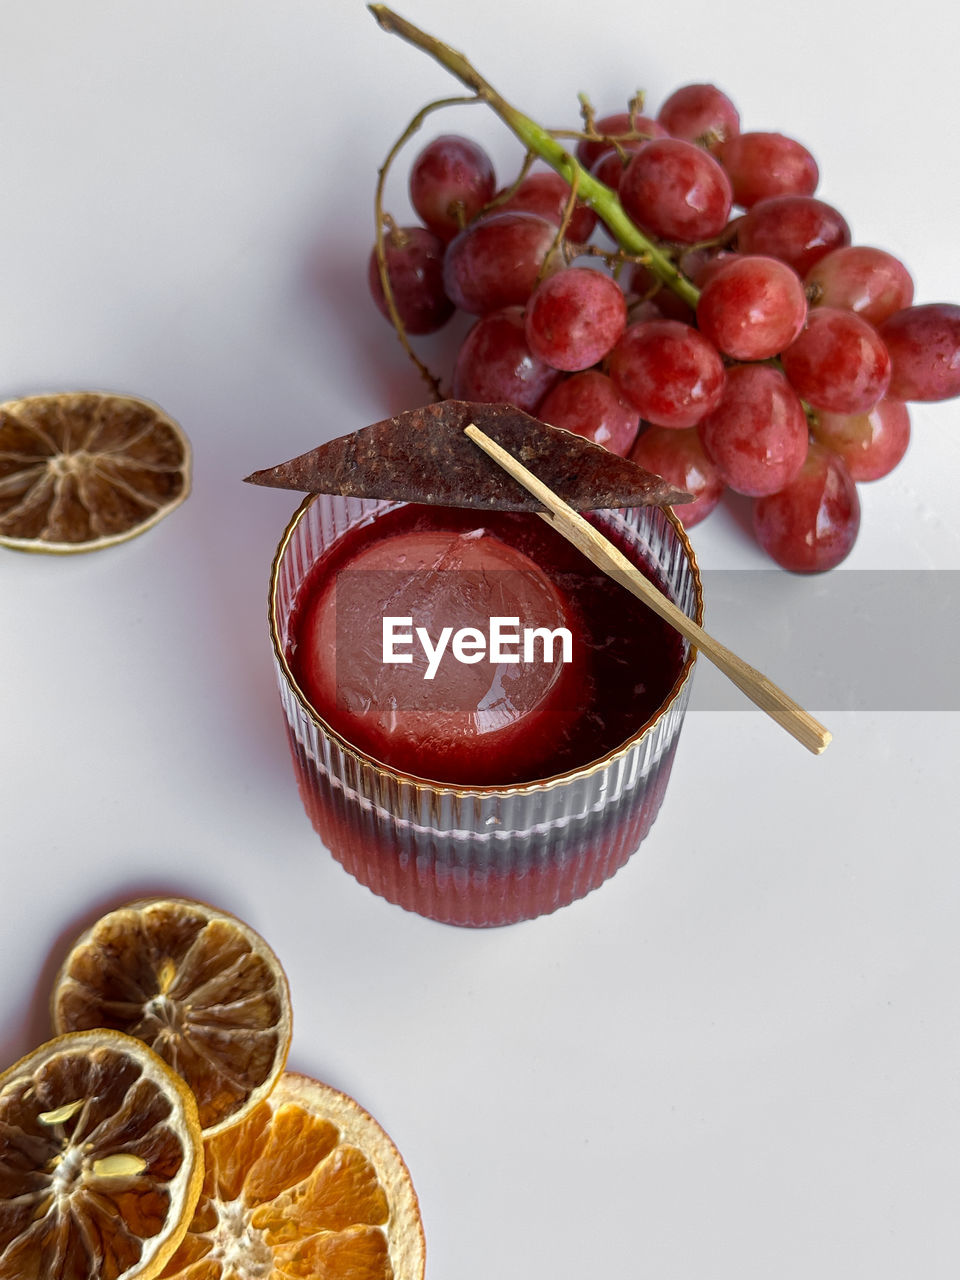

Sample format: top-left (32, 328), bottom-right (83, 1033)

top-left (157, 1072), bottom-right (425, 1280)
top-left (51, 899), bottom-right (292, 1137)
top-left (0, 1028), bottom-right (204, 1280)
top-left (0, 391), bottom-right (190, 553)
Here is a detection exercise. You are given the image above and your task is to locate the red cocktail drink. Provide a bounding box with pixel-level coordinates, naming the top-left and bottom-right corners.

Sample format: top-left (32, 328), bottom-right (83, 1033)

top-left (270, 495), bottom-right (701, 926)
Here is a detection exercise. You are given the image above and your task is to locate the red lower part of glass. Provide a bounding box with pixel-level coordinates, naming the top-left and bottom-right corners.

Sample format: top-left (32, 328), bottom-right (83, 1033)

top-left (286, 726), bottom-right (679, 927)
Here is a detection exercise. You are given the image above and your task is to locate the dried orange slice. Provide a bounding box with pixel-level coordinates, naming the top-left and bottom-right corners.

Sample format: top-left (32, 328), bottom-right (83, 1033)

top-left (0, 391), bottom-right (190, 553)
top-left (0, 1028), bottom-right (203, 1280)
top-left (157, 1072), bottom-right (425, 1280)
top-left (50, 899), bottom-right (292, 1137)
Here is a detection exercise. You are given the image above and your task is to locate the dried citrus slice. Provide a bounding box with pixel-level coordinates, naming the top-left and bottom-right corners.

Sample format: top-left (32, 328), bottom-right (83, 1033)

top-left (157, 1072), bottom-right (425, 1280)
top-left (0, 1028), bottom-right (203, 1280)
top-left (0, 391), bottom-right (190, 553)
top-left (50, 899), bottom-right (292, 1137)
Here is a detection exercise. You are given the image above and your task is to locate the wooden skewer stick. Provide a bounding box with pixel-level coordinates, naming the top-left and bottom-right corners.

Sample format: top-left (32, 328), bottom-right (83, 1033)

top-left (465, 423), bottom-right (832, 755)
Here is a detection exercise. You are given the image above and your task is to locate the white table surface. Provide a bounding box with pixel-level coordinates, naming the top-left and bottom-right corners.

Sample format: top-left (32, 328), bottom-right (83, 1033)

top-left (2, 2), bottom-right (959, 1276)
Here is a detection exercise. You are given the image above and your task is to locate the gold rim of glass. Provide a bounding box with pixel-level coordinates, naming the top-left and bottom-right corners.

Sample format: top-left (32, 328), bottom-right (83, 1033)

top-left (268, 494), bottom-right (704, 798)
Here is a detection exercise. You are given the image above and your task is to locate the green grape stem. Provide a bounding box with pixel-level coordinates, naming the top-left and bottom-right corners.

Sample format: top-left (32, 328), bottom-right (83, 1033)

top-left (368, 4), bottom-right (701, 309)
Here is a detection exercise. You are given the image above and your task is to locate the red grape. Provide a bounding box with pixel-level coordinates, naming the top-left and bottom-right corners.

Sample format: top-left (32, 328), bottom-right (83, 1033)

top-left (608, 319), bottom-right (726, 429)
top-left (619, 138), bottom-right (733, 243)
top-left (590, 143), bottom-right (654, 244)
top-left (453, 306), bottom-right (562, 411)
top-left (879, 303), bottom-right (960, 401)
top-left (697, 364), bottom-right (809, 496)
top-left (810, 399), bottom-right (910, 481)
top-left (524, 268), bottom-right (627, 371)
top-left (781, 308), bottom-right (891, 413)
top-left (538, 370), bottom-right (640, 456)
top-left (696, 254), bottom-right (807, 360)
top-left (590, 142), bottom-right (646, 193)
top-left (576, 111), bottom-right (667, 170)
top-left (627, 262), bottom-right (697, 323)
top-left (623, 298), bottom-right (667, 325)
top-left (628, 426), bottom-right (724, 526)
top-left (657, 83), bottom-right (740, 152)
top-left (805, 246), bottom-right (914, 327)
top-left (495, 169), bottom-right (597, 242)
top-left (628, 280), bottom-right (696, 323)
top-left (736, 195), bottom-right (851, 276)
top-left (443, 211), bottom-right (560, 315)
top-left (753, 442), bottom-right (860, 572)
top-left (409, 134), bottom-right (496, 241)
top-left (367, 225), bottom-right (454, 335)
top-left (718, 132), bottom-right (818, 208)
top-left (678, 247), bottom-right (739, 288)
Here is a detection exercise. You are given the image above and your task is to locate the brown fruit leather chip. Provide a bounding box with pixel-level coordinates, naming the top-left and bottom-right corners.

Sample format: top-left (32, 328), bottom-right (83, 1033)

top-left (244, 400), bottom-right (690, 512)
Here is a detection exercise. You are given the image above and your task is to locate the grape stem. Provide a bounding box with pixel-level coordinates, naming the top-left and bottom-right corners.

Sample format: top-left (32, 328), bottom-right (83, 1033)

top-left (368, 4), bottom-right (700, 309)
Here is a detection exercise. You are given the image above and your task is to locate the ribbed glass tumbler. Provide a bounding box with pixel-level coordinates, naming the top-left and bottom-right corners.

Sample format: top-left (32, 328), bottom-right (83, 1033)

top-left (270, 495), bottom-right (702, 927)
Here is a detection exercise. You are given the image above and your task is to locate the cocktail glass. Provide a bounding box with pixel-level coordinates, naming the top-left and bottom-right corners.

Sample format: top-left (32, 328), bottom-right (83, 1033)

top-left (269, 494), bottom-right (702, 927)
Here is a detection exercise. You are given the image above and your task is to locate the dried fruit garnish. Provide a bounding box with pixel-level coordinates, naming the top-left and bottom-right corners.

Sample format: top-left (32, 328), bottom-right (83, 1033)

top-left (244, 399), bottom-right (690, 511)
top-left (157, 1072), bottom-right (425, 1280)
top-left (0, 391), bottom-right (191, 553)
top-left (0, 1029), bottom-right (204, 1280)
top-left (51, 898), bottom-right (293, 1137)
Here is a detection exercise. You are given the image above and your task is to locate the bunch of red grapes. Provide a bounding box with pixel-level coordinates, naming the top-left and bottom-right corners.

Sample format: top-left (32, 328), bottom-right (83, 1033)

top-left (368, 84), bottom-right (960, 571)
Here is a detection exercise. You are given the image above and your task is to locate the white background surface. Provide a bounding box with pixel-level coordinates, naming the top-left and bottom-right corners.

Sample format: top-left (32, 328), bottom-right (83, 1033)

top-left (2, 1), bottom-right (959, 1276)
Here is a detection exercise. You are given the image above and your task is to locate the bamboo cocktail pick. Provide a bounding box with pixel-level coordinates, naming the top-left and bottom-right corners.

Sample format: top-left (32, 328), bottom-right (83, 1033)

top-left (464, 423), bottom-right (832, 755)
